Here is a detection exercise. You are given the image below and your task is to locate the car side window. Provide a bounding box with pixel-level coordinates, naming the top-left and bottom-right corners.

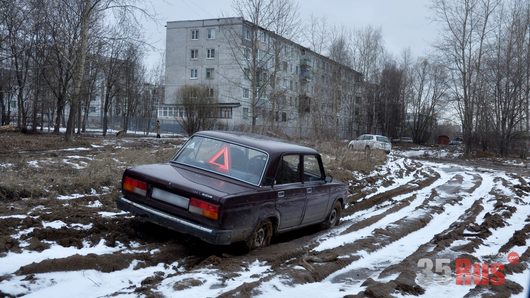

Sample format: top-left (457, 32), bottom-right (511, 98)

top-left (303, 155), bottom-right (323, 182)
top-left (275, 155), bottom-right (300, 185)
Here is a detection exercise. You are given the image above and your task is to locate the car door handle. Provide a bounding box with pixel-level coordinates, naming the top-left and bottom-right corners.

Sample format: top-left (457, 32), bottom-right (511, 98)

top-left (306, 188), bottom-right (312, 194)
top-left (277, 191), bottom-right (285, 198)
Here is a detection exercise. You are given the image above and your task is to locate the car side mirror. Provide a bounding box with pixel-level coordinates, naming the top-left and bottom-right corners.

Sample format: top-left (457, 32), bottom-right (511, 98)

top-left (325, 175), bottom-right (333, 183)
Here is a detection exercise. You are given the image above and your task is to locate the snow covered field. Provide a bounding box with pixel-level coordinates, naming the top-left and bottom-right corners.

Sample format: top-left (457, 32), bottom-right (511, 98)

top-left (0, 135), bottom-right (529, 297)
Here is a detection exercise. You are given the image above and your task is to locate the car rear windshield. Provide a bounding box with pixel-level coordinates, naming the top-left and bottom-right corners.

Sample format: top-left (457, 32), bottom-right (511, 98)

top-left (376, 136), bottom-right (391, 143)
top-left (172, 136), bottom-right (268, 185)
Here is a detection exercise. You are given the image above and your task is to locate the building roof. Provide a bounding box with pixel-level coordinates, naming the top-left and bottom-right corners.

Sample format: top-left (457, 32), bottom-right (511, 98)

top-left (166, 17), bottom-right (362, 78)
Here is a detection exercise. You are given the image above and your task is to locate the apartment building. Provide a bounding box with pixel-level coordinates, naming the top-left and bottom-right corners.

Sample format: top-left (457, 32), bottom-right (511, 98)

top-left (164, 17), bottom-right (363, 138)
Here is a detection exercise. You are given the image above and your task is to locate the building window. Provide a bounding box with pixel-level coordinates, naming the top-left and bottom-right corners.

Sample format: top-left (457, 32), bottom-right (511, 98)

top-left (243, 107), bottom-right (249, 119)
top-left (190, 49), bottom-right (198, 59)
top-left (218, 107), bottom-right (232, 119)
top-left (177, 107), bottom-right (184, 118)
top-left (260, 31), bottom-right (266, 43)
top-left (244, 27), bottom-right (251, 40)
top-left (190, 68), bottom-right (198, 79)
top-left (243, 88), bottom-right (249, 99)
top-left (207, 28), bottom-right (215, 39)
top-left (89, 106), bottom-right (96, 113)
top-left (243, 68), bottom-right (250, 80)
top-left (208, 88), bottom-right (214, 97)
top-left (207, 48), bottom-right (215, 59)
top-left (282, 112), bottom-right (287, 122)
top-left (191, 29), bottom-right (199, 40)
top-left (205, 68), bottom-right (214, 79)
top-left (244, 47), bottom-right (250, 59)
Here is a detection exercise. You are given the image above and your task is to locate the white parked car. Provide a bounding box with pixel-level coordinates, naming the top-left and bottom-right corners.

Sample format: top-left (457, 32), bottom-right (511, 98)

top-left (348, 134), bottom-right (392, 154)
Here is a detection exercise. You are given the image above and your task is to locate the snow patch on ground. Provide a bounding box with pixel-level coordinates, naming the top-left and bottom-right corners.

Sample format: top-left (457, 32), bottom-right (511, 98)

top-left (156, 260), bottom-right (271, 297)
top-left (87, 200), bottom-right (103, 208)
top-left (42, 220), bottom-right (67, 229)
top-left (0, 214), bottom-right (28, 219)
top-left (56, 193), bottom-right (86, 200)
top-left (98, 211), bottom-right (128, 218)
top-left (0, 240), bottom-right (125, 276)
top-left (0, 262), bottom-right (170, 297)
top-left (27, 160), bottom-right (40, 168)
top-left (61, 147), bottom-right (90, 151)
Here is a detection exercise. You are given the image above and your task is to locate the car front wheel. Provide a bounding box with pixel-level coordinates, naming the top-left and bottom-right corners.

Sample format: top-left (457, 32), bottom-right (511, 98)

top-left (246, 219), bottom-right (273, 250)
top-left (322, 201), bottom-right (342, 229)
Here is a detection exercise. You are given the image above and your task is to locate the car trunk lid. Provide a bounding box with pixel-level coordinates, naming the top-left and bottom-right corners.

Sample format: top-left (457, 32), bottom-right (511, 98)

top-left (124, 163), bottom-right (254, 203)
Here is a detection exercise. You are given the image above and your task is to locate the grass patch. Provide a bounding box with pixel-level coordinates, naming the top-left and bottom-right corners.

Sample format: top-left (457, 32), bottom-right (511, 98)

top-left (0, 133), bottom-right (184, 201)
top-left (304, 140), bottom-right (388, 182)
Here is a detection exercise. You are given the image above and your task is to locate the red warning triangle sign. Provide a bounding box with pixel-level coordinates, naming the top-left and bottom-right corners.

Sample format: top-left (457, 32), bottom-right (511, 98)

top-left (207, 145), bottom-right (230, 172)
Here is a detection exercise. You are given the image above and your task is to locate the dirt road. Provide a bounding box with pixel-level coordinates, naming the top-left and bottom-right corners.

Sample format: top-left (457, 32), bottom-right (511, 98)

top-left (0, 133), bottom-right (528, 297)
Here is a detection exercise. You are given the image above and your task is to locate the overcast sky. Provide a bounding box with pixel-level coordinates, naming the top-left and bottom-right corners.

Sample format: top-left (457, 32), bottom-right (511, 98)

top-left (141, 0), bottom-right (439, 69)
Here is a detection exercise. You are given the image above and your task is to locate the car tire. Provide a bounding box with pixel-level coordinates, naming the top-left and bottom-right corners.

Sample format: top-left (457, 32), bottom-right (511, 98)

top-left (246, 219), bottom-right (273, 250)
top-left (321, 201), bottom-right (342, 229)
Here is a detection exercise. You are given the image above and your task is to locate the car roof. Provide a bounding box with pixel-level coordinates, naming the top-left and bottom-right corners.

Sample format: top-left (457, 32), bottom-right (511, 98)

top-left (194, 131), bottom-right (319, 155)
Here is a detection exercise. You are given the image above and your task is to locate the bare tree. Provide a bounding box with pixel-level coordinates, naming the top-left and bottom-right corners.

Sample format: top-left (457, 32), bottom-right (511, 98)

top-left (37, 0), bottom-right (81, 134)
top-left (351, 26), bottom-right (385, 83)
top-left (227, 0), bottom-right (300, 132)
top-left (327, 31), bottom-right (354, 138)
top-left (350, 26), bottom-right (386, 134)
top-left (64, 0), bottom-right (152, 141)
top-left (0, 2), bottom-right (12, 125)
top-left (483, 0), bottom-right (529, 156)
top-left (432, 0), bottom-right (499, 156)
top-left (176, 85), bottom-right (218, 136)
top-left (407, 59), bottom-right (449, 144)
top-left (265, 0), bottom-right (300, 132)
top-left (120, 44), bottom-right (144, 133)
top-left (377, 63), bottom-right (407, 140)
top-left (100, 35), bottom-right (126, 136)
top-left (303, 14), bottom-right (329, 55)
top-left (3, 1), bottom-right (34, 129)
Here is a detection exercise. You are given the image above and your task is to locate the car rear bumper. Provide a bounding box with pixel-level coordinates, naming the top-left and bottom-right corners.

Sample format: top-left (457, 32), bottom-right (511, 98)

top-left (116, 197), bottom-right (233, 245)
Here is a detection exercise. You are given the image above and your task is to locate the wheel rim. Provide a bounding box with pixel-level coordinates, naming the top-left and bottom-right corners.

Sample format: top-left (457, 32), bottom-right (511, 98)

top-left (329, 209), bottom-right (337, 225)
top-left (255, 227), bottom-right (265, 247)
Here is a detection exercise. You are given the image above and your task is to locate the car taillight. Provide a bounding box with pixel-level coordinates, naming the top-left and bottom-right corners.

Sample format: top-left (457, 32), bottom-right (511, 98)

top-left (189, 198), bottom-right (219, 220)
top-left (123, 176), bottom-right (147, 196)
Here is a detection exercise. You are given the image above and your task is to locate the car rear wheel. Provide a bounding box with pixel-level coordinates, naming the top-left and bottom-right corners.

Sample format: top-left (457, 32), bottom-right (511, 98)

top-left (246, 219), bottom-right (273, 250)
top-left (322, 201), bottom-right (342, 229)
